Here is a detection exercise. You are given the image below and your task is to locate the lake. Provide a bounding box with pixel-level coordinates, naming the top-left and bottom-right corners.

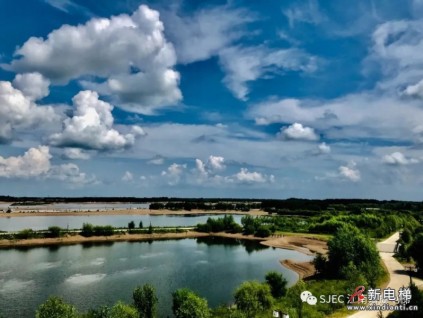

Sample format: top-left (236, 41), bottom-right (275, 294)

top-left (0, 214), bottom-right (244, 231)
top-left (0, 237), bottom-right (311, 317)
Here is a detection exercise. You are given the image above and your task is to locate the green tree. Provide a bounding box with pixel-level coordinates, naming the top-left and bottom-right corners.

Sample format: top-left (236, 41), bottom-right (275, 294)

top-left (312, 253), bottom-right (328, 275)
top-left (148, 223), bottom-right (153, 234)
top-left (327, 224), bottom-right (382, 286)
top-left (133, 284), bottom-right (158, 318)
top-left (139, 221), bottom-right (143, 229)
top-left (48, 226), bottom-right (62, 238)
top-left (81, 223), bottom-right (94, 237)
top-left (234, 281), bottom-right (273, 318)
top-left (172, 288), bottom-right (210, 318)
top-left (109, 302), bottom-right (138, 318)
top-left (285, 280), bottom-right (306, 318)
top-left (265, 271), bottom-right (288, 298)
top-left (128, 221), bottom-right (135, 230)
top-left (408, 233), bottom-right (423, 272)
top-left (36, 296), bottom-right (79, 318)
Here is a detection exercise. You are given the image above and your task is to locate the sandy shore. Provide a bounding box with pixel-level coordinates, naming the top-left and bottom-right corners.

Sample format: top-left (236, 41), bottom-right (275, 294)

top-left (0, 209), bottom-right (268, 217)
top-left (0, 230), bottom-right (325, 279)
top-left (0, 231), bottom-right (210, 248)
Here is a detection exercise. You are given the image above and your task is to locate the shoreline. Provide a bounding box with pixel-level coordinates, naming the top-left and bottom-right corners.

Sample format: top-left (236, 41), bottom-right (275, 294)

top-left (0, 231), bottom-right (325, 279)
top-left (0, 209), bottom-right (268, 218)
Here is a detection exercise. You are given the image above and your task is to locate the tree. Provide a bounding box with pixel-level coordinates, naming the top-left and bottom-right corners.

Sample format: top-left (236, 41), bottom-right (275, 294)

top-left (133, 284), bottom-right (158, 318)
top-left (265, 271), bottom-right (288, 298)
top-left (408, 233), bottom-right (423, 272)
top-left (327, 224), bottom-right (382, 286)
top-left (139, 221), bottom-right (143, 229)
top-left (36, 296), bottom-right (79, 318)
top-left (148, 223), bottom-right (153, 234)
top-left (312, 253), bottom-right (328, 275)
top-left (234, 281), bottom-right (273, 318)
top-left (48, 226), bottom-right (62, 238)
top-left (81, 223), bottom-right (94, 237)
top-left (108, 302), bottom-right (138, 318)
top-left (172, 288), bottom-right (210, 318)
top-left (285, 280), bottom-right (306, 318)
top-left (128, 221), bottom-right (135, 230)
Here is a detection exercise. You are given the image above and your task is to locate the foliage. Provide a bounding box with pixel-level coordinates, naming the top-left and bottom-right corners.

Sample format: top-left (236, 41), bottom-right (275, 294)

top-left (264, 271), bottom-right (287, 298)
top-left (133, 284), bottom-right (158, 318)
top-left (81, 223), bottom-right (94, 237)
top-left (48, 226), bottom-right (62, 238)
top-left (312, 253), bottom-right (328, 275)
top-left (326, 224), bottom-right (382, 286)
top-left (408, 233), bottom-right (423, 272)
top-left (196, 215), bottom-right (242, 233)
top-left (128, 221), bottom-right (135, 230)
top-left (36, 296), bottom-right (79, 318)
top-left (139, 221), bottom-right (143, 229)
top-left (172, 288), bottom-right (210, 318)
top-left (108, 302), bottom-right (138, 318)
top-left (15, 228), bottom-right (37, 239)
top-left (234, 281), bottom-right (273, 318)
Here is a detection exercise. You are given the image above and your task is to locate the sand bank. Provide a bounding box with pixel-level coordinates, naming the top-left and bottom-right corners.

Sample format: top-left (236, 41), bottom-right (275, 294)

top-left (0, 209), bottom-right (268, 218)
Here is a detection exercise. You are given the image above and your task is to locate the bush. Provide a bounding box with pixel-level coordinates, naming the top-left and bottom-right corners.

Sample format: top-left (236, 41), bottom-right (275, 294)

top-left (265, 271), bottom-right (287, 298)
top-left (48, 226), bottom-right (62, 238)
top-left (81, 223), bottom-right (94, 237)
top-left (15, 228), bottom-right (35, 239)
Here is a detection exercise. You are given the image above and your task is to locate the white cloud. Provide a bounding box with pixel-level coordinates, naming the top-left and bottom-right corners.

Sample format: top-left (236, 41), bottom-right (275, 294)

top-left (317, 142), bottom-right (331, 154)
top-left (403, 79), bottom-right (423, 99)
top-left (338, 162), bottom-right (361, 182)
top-left (122, 171), bottom-right (134, 182)
top-left (233, 168), bottom-right (274, 184)
top-left (283, 0), bottom-right (325, 28)
top-left (278, 123), bottom-right (319, 141)
top-left (382, 152), bottom-right (419, 165)
top-left (161, 163), bottom-right (187, 185)
top-left (207, 155), bottom-right (225, 171)
top-left (48, 163), bottom-right (96, 185)
top-left (6, 5), bottom-right (181, 113)
top-left (62, 148), bottom-right (91, 160)
top-left (0, 146), bottom-right (51, 178)
top-left (147, 156), bottom-right (165, 165)
top-left (163, 6), bottom-right (253, 64)
top-left (0, 81), bottom-right (58, 142)
top-left (50, 90), bottom-right (142, 151)
top-left (219, 46), bottom-right (317, 100)
top-left (12, 73), bottom-right (50, 101)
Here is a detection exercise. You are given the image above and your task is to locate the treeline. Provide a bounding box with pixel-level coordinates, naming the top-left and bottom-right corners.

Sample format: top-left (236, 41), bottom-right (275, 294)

top-left (196, 215), bottom-right (275, 238)
top-left (2, 196), bottom-right (423, 213)
top-left (24, 271), bottom-right (290, 318)
top-left (149, 202), bottom-right (259, 211)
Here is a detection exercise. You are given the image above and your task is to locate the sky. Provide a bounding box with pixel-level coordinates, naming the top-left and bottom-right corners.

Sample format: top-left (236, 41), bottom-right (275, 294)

top-left (1, 0), bottom-right (423, 200)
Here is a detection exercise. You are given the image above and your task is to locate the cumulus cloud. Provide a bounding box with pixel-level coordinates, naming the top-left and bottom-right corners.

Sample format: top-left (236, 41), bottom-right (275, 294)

top-left (219, 46), bottom-right (317, 100)
top-left (147, 155), bottom-right (165, 165)
top-left (62, 148), bottom-right (91, 160)
top-left (163, 6), bottom-right (253, 64)
top-left (338, 162), bottom-right (361, 182)
top-left (233, 168), bottom-right (273, 184)
top-left (0, 146), bottom-right (51, 178)
top-left (48, 163), bottom-right (96, 185)
top-left (403, 79), bottom-right (423, 99)
top-left (194, 156), bottom-right (226, 182)
top-left (0, 145), bottom-right (95, 184)
top-left (161, 163), bottom-right (187, 185)
top-left (278, 123), bottom-right (319, 141)
top-left (50, 90), bottom-right (143, 151)
top-left (0, 81), bottom-right (58, 142)
top-left (6, 5), bottom-right (181, 113)
top-left (122, 171), bottom-right (134, 182)
top-left (12, 73), bottom-right (50, 101)
top-left (317, 142), bottom-right (331, 154)
top-left (382, 152), bottom-right (419, 165)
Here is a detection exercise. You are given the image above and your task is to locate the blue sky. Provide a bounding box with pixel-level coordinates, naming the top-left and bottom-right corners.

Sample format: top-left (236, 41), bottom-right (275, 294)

top-left (1, 0), bottom-right (423, 199)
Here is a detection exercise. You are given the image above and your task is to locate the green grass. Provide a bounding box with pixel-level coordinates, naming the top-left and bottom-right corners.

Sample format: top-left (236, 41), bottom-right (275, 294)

top-left (275, 231), bottom-right (332, 241)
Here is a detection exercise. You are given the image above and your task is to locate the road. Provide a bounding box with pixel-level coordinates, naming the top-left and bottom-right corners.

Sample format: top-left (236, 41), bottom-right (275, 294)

top-left (347, 232), bottom-right (423, 318)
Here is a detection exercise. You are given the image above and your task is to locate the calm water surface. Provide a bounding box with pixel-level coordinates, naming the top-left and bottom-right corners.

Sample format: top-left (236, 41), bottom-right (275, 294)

top-left (0, 237), bottom-right (311, 317)
top-left (0, 214), bottom-right (244, 231)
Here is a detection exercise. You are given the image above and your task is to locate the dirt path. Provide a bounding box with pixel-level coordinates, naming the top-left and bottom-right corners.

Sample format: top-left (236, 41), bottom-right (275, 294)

top-left (347, 232), bottom-right (423, 318)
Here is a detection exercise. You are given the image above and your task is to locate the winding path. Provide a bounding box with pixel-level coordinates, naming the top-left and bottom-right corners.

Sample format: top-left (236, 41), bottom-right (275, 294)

top-left (347, 232), bottom-right (423, 318)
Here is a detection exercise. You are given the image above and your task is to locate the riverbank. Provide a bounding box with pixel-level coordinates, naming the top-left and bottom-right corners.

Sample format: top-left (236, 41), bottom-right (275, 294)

top-left (0, 230), bottom-right (324, 279)
top-left (0, 208), bottom-right (268, 217)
